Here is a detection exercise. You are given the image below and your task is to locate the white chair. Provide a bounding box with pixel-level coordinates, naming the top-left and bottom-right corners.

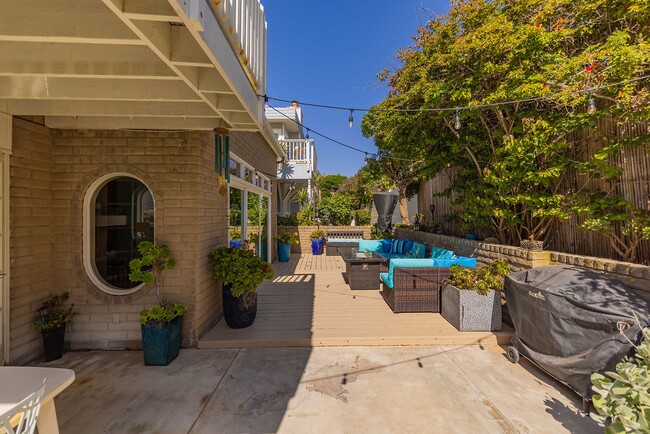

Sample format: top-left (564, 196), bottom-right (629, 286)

top-left (0, 379), bottom-right (46, 434)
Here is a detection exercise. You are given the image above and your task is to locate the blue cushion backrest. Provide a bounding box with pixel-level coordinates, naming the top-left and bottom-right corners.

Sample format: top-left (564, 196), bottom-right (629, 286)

top-left (390, 239), bottom-right (413, 255)
top-left (380, 239), bottom-right (392, 253)
top-left (410, 242), bottom-right (426, 259)
top-left (431, 247), bottom-right (454, 259)
top-left (433, 257), bottom-right (477, 268)
top-left (388, 258), bottom-right (434, 277)
top-left (358, 240), bottom-right (382, 252)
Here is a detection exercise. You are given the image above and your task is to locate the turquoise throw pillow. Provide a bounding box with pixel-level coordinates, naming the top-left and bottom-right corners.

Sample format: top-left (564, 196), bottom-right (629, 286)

top-left (380, 239), bottom-right (392, 253)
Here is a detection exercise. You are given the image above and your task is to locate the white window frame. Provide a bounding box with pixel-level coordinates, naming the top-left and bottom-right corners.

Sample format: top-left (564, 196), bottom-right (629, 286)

top-left (228, 153), bottom-right (272, 261)
top-left (83, 173), bottom-right (154, 296)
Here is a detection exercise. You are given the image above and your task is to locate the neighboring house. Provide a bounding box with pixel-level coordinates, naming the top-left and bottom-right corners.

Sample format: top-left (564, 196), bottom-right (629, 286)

top-left (0, 0), bottom-right (284, 364)
top-left (266, 103), bottom-right (318, 216)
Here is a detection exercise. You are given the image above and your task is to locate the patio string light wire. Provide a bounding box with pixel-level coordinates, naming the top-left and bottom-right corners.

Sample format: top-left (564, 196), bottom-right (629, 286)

top-left (261, 73), bottom-right (650, 114)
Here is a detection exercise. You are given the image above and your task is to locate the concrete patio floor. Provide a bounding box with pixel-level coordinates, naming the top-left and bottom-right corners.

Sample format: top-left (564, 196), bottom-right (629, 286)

top-left (39, 345), bottom-right (600, 433)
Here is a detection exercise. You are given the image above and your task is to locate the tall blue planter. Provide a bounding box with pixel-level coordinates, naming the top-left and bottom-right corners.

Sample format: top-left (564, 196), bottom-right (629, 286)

top-left (278, 242), bottom-right (291, 262)
top-left (141, 316), bottom-right (182, 366)
top-left (311, 238), bottom-right (323, 255)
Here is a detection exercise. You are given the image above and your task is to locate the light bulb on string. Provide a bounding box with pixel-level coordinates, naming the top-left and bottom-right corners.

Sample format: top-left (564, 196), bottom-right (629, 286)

top-left (587, 92), bottom-right (597, 114)
top-left (364, 153), bottom-right (369, 165)
top-left (348, 109), bottom-right (354, 128)
top-left (264, 95), bottom-right (269, 108)
top-left (453, 109), bottom-right (461, 130)
top-left (305, 129), bottom-right (310, 140)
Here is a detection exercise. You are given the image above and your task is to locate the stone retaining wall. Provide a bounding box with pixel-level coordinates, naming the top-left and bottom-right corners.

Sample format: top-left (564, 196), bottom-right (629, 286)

top-left (395, 229), bottom-right (650, 298)
top-left (278, 226), bottom-right (371, 253)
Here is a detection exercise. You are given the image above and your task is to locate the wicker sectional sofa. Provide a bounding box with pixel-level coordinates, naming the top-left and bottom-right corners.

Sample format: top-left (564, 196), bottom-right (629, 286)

top-left (379, 257), bottom-right (477, 313)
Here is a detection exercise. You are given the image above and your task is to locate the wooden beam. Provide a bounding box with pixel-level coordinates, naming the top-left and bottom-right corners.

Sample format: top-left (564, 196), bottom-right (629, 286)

top-left (0, 42), bottom-right (176, 78)
top-left (44, 115), bottom-right (228, 130)
top-left (0, 76), bottom-right (201, 102)
top-left (7, 100), bottom-right (218, 117)
top-left (123, 0), bottom-right (182, 22)
top-left (0, 0), bottom-right (140, 45)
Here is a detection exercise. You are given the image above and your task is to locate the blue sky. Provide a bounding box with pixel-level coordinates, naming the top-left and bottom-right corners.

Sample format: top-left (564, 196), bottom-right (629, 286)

top-left (265, 1), bottom-right (451, 177)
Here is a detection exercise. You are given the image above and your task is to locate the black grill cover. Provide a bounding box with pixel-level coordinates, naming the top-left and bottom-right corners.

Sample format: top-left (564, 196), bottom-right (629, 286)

top-left (504, 265), bottom-right (650, 399)
top-left (373, 193), bottom-right (398, 232)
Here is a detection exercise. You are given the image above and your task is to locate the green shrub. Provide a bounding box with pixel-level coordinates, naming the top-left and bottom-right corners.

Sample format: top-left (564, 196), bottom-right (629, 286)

top-left (310, 229), bottom-right (326, 240)
top-left (591, 328), bottom-right (650, 433)
top-left (445, 259), bottom-right (509, 296)
top-left (355, 209), bottom-right (371, 225)
top-left (371, 223), bottom-right (393, 240)
top-left (319, 195), bottom-right (354, 226)
top-left (210, 246), bottom-right (274, 297)
top-left (275, 231), bottom-right (299, 244)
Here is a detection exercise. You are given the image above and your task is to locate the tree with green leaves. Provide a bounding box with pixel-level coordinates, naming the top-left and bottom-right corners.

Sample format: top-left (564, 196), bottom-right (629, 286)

top-left (319, 174), bottom-right (347, 198)
top-left (363, 0), bottom-right (649, 257)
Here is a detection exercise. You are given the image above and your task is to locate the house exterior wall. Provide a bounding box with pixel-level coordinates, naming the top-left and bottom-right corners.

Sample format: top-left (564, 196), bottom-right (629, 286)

top-left (9, 118), bottom-right (54, 364)
top-left (8, 120), bottom-right (277, 364)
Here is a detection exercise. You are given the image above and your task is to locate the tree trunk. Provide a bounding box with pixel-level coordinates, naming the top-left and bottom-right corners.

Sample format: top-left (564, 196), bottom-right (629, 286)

top-left (399, 193), bottom-right (409, 224)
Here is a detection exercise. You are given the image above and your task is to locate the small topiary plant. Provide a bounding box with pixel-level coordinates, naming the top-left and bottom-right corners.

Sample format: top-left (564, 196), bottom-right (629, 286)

top-left (591, 327), bottom-right (650, 433)
top-left (445, 259), bottom-right (509, 296)
top-left (129, 241), bottom-right (187, 326)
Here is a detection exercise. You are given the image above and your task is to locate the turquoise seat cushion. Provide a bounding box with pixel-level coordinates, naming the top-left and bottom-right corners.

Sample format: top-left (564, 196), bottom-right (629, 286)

top-left (409, 242), bottom-right (426, 259)
top-left (390, 239), bottom-right (413, 255)
top-left (380, 272), bottom-right (393, 289)
top-left (327, 238), bottom-right (362, 244)
top-left (388, 258), bottom-right (435, 276)
top-left (359, 240), bottom-right (382, 252)
top-left (380, 239), bottom-right (392, 253)
top-left (430, 247), bottom-right (455, 259)
top-left (433, 257), bottom-right (477, 268)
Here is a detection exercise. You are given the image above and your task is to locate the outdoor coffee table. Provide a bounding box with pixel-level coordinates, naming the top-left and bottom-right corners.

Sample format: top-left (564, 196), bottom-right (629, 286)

top-left (341, 250), bottom-right (388, 290)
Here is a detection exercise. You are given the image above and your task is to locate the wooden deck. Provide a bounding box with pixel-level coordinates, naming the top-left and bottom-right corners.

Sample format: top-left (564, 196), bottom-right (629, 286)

top-left (199, 254), bottom-right (513, 348)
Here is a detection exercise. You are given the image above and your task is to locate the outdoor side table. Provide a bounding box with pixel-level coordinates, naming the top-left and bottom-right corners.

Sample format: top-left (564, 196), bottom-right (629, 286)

top-left (341, 250), bottom-right (387, 290)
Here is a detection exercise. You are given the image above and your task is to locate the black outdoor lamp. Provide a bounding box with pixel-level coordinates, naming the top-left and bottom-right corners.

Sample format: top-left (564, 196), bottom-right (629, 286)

top-left (429, 203), bottom-right (436, 220)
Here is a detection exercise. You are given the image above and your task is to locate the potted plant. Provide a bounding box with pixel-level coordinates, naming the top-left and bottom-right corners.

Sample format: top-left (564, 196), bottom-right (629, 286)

top-left (129, 241), bottom-right (187, 366)
top-left (210, 245), bottom-right (274, 328)
top-left (275, 231), bottom-right (298, 262)
top-left (34, 292), bottom-right (78, 362)
top-left (441, 259), bottom-right (509, 332)
top-left (412, 213), bottom-right (425, 231)
top-left (310, 229), bottom-right (326, 255)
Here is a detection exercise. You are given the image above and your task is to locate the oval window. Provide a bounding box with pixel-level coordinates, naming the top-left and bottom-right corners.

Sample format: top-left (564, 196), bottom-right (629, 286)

top-left (85, 175), bottom-right (154, 294)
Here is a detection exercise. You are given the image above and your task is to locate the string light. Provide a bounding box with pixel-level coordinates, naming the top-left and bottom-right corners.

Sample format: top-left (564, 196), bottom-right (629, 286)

top-left (364, 153), bottom-right (369, 165)
top-left (264, 95), bottom-right (269, 108)
top-left (587, 91), bottom-right (597, 114)
top-left (305, 129), bottom-right (310, 140)
top-left (348, 109), bottom-right (354, 128)
top-left (453, 109), bottom-right (462, 130)
top-left (259, 74), bottom-right (650, 115)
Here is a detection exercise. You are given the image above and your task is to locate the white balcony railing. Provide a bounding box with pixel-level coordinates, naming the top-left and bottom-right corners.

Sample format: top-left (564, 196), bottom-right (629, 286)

top-left (278, 139), bottom-right (317, 180)
top-left (209, 0), bottom-right (268, 94)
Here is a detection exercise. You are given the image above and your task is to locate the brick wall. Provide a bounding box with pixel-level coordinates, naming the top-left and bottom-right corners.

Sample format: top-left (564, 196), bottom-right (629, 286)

top-left (8, 121), bottom-right (278, 363)
top-left (395, 229), bottom-right (650, 298)
top-left (278, 226), bottom-right (372, 253)
top-left (9, 118), bottom-right (54, 364)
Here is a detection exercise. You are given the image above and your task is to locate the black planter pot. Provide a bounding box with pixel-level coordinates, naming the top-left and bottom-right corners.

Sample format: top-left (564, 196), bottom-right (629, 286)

top-left (42, 324), bottom-right (66, 362)
top-left (141, 316), bottom-right (183, 366)
top-left (223, 285), bottom-right (257, 329)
